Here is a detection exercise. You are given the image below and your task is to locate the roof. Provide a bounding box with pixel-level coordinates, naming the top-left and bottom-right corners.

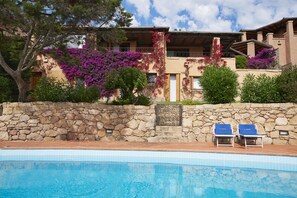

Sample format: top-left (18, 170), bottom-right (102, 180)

top-left (240, 17), bottom-right (297, 33)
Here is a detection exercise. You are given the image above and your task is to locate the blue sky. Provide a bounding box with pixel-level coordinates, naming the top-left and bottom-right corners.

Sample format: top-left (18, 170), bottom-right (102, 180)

top-left (122, 0), bottom-right (297, 32)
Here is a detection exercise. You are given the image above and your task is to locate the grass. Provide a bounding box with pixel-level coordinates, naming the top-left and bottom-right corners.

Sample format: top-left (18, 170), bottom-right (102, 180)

top-left (157, 100), bottom-right (208, 105)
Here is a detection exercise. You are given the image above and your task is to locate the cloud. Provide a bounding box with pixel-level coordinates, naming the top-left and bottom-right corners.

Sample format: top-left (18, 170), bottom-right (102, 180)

top-left (126, 0), bottom-right (151, 19)
top-left (125, 0), bottom-right (297, 31)
top-left (130, 16), bottom-right (140, 27)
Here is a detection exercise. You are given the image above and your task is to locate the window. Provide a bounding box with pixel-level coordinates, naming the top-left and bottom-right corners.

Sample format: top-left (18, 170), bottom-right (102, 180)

top-left (147, 73), bottom-right (157, 84)
top-left (167, 48), bottom-right (190, 57)
top-left (112, 43), bottom-right (130, 52)
top-left (193, 77), bottom-right (202, 89)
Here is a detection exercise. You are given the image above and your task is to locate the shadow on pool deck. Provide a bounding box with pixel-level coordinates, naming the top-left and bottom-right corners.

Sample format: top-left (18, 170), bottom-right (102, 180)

top-left (0, 141), bottom-right (297, 156)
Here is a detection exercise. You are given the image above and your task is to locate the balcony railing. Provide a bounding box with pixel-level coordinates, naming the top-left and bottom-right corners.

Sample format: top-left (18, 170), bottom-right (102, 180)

top-left (273, 34), bottom-right (284, 38)
top-left (113, 47), bottom-right (234, 58)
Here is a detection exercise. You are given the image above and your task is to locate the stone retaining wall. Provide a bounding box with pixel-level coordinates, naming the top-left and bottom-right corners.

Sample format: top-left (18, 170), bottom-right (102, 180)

top-left (182, 103), bottom-right (297, 145)
top-left (0, 102), bottom-right (155, 142)
top-left (0, 102), bottom-right (296, 145)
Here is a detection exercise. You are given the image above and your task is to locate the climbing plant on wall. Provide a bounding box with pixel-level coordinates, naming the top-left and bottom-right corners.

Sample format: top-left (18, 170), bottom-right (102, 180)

top-left (43, 31), bottom-right (170, 98)
top-left (182, 38), bottom-right (226, 98)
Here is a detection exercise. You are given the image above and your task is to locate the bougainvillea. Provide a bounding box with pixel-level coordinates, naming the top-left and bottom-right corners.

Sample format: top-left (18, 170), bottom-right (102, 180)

top-left (139, 31), bottom-right (170, 96)
top-left (182, 38), bottom-right (226, 97)
top-left (247, 48), bottom-right (276, 69)
top-left (44, 31), bottom-right (169, 98)
top-left (45, 47), bottom-right (143, 97)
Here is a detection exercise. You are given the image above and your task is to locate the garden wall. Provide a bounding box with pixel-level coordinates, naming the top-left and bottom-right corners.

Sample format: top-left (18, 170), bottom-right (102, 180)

top-left (0, 102), bottom-right (297, 145)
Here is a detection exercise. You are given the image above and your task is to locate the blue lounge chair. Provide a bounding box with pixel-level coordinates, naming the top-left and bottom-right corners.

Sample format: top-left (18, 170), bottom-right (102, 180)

top-left (238, 124), bottom-right (264, 148)
top-left (213, 124), bottom-right (235, 147)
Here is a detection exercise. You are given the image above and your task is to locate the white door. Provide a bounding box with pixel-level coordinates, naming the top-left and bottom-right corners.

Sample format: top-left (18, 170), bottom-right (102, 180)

top-left (170, 75), bottom-right (176, 102)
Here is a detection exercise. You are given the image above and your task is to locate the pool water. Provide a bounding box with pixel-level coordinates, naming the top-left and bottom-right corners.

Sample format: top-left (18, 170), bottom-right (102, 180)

top-left (0, 161), bottom-right (297, 198)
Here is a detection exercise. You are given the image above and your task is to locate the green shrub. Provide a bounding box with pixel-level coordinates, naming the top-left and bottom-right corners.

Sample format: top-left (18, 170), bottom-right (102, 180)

top-left (276, 67), bottom-right (297, 103)
top-left (241, 74), bottom-right (281, 103)
top-left (199, 66), bottom-right (239, 104)
top-left (134, 95), bottom-right (151, 106)
top-left (67, 84), bottom-right (101, 103)
top-left (0, 76), bottom-right (11, 102)
top-left (235, 55), bottom-right (247, 69)
top-left (33, 77), bottom-right (67, 102)
top-left (104, 67), bottom-right (148, 104)
top-left (33, 77), bottom-right (100, 102)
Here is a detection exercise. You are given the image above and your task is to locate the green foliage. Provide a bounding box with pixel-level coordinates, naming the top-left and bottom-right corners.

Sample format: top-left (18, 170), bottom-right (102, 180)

top-left (0, 76), bottom-right (11, 102)
top-left (33, 77), bottom-right (100, 102)
top-left (0, 0), bottom-right (132, 101)
top-left (199, 66), bottom-right (239, 104)
top-left (33, 77), bottom-right (68, 102)
top-left (235, 55), bottom-right (247, 69)
top-left (104, 67), bottom-right (149, 105)
top-left (241, 74), bottom-right (281, 103)
top-left (181, 100), bottom-right (207, 105)
top-left (68, 84), bottom-right (101, 103)
top-left (276, 67), bottom-right (297, 103)
top-left (134, 95), bottom-right (151, 106)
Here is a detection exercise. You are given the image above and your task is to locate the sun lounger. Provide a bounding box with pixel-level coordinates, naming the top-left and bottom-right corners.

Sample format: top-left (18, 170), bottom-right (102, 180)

top-left (213, 124), bottom-right (235, 147)
top-left (238, 124), bottom-right (264, 148)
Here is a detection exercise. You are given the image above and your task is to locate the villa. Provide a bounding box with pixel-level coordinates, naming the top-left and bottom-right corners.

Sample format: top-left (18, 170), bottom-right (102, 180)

top-left (39, 18), bottom-right (297, 102)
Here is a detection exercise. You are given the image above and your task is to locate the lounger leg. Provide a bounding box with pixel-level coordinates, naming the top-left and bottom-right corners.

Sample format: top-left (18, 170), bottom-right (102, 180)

top-left (245, 138), bottom-right (247, 149)
top-left (261, 137), bottom-right (263, 148)
top-left (232, 137), bottom-right (234, 147)
top-left (216, 138), bottom-right (218, 147)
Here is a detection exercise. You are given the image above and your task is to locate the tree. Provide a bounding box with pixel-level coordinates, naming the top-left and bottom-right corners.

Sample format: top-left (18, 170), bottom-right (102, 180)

top-left (0, 0), bottom-right (132, 101)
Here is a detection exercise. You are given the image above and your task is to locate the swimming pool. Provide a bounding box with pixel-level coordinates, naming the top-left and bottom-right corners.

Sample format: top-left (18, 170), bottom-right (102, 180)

top-left (0, 150), bottom-right (297, 197)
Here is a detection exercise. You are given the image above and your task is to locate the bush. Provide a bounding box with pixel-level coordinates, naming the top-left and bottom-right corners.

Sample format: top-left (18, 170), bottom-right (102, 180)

top-left (199, 66), bottom-right (238, 104)
top-left (104, 67), bottom-right (148, 104)
top-left (241, 74), bottom-right (280, 103)
top-left (235, 55), bottom-right (247, 69)
top-left (276, 67), bottom-right (297, 103)
top-left (33, 77), bottom-right (100, 102)
top-left (0, 76), bottom-right (11, 102)
top-left (67, 84), bottom-right (101, 103)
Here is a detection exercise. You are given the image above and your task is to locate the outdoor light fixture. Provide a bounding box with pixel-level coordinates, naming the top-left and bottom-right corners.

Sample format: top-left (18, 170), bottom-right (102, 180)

top-left (279, 130), bottom-right (289, 136)
top-left (105, 129), bottom-right (113, 134)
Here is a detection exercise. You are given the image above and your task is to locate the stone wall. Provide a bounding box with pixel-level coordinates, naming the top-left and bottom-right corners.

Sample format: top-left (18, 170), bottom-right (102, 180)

top-left (0, 102), bottom-right (155, 142)
top-left (182, 103), bottom-right (297, 145)
top-left (0, 102), bottom-right (297, 145)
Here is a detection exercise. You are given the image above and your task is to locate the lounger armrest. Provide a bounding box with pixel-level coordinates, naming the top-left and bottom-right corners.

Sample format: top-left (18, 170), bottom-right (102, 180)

top-left (240, 134), bottom-right (264, 138)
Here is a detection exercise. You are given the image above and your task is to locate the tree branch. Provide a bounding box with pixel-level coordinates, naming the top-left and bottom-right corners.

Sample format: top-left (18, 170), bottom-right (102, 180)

top-left (0, 52), bottom-right (15, 77)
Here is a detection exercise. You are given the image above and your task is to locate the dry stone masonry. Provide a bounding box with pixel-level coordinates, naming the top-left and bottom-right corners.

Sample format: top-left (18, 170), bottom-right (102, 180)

top-left (0, 102), bottom-right (297, 145)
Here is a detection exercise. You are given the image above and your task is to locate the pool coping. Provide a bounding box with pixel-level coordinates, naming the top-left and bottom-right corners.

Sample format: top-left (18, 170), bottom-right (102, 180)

top-left (1, 141), bottom-right (297, 157)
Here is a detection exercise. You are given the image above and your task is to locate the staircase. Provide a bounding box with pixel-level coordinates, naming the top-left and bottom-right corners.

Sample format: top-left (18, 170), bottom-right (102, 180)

top-left (148, 126), bottom-right (187, 143)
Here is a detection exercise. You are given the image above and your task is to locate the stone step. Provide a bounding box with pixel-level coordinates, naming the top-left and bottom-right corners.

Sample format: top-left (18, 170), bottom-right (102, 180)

top-left (155, 131), bottom-right (183, 137)
top-left (155, 126), bottom-right (182, 132)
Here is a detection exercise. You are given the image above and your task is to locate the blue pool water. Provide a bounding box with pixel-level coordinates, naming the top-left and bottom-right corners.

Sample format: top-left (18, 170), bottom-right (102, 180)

top-left (0, 150), bottom-right (297, 198)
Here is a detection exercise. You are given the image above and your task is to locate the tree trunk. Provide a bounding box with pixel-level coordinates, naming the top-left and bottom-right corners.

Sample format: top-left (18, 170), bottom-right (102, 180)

top-left (14, 72), bottom-right (28, 102)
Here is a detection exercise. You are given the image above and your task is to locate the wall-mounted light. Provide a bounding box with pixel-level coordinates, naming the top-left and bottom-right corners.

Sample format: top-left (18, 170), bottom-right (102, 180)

top-left (279, 130), bottom-right (289, 136)
top-left (106, 129), bottom-right (113, 135)
top-left (277, 41), bottom-right (281, 45)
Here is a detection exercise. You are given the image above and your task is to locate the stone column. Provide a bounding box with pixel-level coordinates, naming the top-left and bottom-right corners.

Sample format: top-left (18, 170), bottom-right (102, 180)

top-left (241, 32), bottom-right (247, 41)
top-left (285, 20), bottom-right (294, 64)
top-left (257, 31), bottom-right (263, 42)
top-left (247, 42), bottom-right (255, 57)
top-left (266, 33), bottom-right (274, 45)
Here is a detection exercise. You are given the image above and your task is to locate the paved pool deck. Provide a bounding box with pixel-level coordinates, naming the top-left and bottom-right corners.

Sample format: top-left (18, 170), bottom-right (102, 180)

top-left (0, 141), bottom-right (297, 156)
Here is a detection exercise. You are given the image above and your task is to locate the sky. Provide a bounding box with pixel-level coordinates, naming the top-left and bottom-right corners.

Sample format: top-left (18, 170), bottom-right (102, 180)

top-left (122, 0), bottom-right (297, 32)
